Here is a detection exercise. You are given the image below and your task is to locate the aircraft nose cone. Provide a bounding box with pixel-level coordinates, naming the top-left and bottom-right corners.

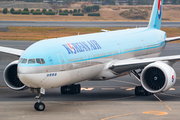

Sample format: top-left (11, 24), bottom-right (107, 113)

top-left (17, 66), bottom-right (27, 74)
top-left (17, 66), bottom-right (40, 88)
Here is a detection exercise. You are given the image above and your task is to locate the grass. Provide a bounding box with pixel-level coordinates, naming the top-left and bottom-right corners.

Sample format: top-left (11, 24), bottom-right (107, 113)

top-left (0, 27), bottom-right (180, 43)
top-left (0, 27), bottom-right (104, 41)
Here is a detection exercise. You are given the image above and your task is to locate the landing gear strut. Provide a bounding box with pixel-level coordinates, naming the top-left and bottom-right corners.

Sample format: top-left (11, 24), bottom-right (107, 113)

top-left (131, 70), bottom-right (152, 96)
top-left (135, 86), bottom-right (153, 96)
top-left (34, 88), bottom-right (45, 111)
top-left (61, 84), bottom-right (81, 94)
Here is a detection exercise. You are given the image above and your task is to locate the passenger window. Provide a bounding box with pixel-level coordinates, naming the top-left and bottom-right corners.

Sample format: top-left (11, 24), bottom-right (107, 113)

top-left (41, 59), bottom-right (45, 64)
top-left (28, 59), bottom-right (35, 64)
top-left (21, 59), bottom-right (27, 64)
top-left (36, 58), bottom-right (41, 64)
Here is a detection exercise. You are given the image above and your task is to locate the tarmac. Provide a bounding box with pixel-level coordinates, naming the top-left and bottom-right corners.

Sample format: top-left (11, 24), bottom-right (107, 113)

top-left (0, 40), bottom-right (180, 120)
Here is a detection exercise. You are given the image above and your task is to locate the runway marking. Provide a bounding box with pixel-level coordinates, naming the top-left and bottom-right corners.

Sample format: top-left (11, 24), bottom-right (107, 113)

top-left (101, 112), bottom-right (134, 120)
top-left (126, 87), bottom-right (135, 91)
top-left (143, 110), bottom-right (168, 116)
top-left (111, 79), bottom-right (140, 86)
top-left (0, 87), bottom-right (8, 88)
top-left (101, 88), bottom-right (115, 90)
top-left (161, 93), bottom-right (180, 98)
top-left (153, 94), bottom-right (172, 111)
top-left (121, 87), bottom-right (129, 89)
top-left (169, 88), bottom-right (175, 90)
top-left (81, 88), bottom-right (94, 91)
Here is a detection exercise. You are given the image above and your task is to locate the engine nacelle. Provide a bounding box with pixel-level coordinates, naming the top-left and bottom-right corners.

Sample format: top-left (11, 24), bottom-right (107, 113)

top-left (3, 60), bottom-right (28, 91)
top-left (141, 61), bottom-right (176, 94)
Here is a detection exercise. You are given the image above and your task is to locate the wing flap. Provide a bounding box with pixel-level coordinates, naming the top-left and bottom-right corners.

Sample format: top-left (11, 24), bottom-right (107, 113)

top-left (0, 46), bottom-right (24, 56)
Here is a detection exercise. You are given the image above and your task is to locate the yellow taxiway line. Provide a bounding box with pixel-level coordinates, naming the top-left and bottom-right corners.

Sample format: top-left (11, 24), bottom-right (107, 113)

top-left (101, 112), bottom-right (134, 120)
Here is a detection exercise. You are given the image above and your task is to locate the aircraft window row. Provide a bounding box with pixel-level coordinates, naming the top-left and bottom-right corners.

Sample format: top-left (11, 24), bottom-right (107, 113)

top-left (93, 53), bottom-right (106, 58)
top-left (124, 47), bottom-right (141, 52)
top-left (69, 58), bottom-right (78, 63)
top-left (113, 51), bottom-right (118, 54)
top-left (19, 58), bottom-right (45, 64)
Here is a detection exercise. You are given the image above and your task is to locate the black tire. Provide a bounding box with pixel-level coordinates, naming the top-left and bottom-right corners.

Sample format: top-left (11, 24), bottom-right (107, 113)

top-left (135, 86), bottom-right (140, 96)
top-left (61, 86), bottom-right (66, 94)
top-left (34, 102), bottom-right (45, 111)
top-left (34, 102), bottom-right (39, 110)
top-left (135, 86), bottom-right (152, 96)
top-left (77, 84), bottom-right (81, 93)
top-left (75, 85), bottom-right (79, 94)
top-left (144, 91), bottom-right (153, 96)
top-left (70, 85), bottom-right (75, 94)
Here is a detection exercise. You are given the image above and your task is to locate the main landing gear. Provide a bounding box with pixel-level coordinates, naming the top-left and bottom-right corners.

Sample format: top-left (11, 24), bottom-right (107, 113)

top-left (61, 84), bottom-right (81, 94)
top-left (131, 70), bottom-right (152, 96)
top-left (135, 86), bottom-right (153, 96)
top-left (34, 88), bottom-right (45, 111)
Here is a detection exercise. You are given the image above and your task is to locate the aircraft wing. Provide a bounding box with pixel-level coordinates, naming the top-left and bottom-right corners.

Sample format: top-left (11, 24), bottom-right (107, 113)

top-left (0, 46), bottom-right (24, 56)
top-left (165, 36), bottom-right (180, 42)
top-left (109, 55), bottom-right (180, 73)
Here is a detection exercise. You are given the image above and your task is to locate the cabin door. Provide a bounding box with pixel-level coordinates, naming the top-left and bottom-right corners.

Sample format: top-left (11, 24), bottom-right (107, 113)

top-left (141, 40), bottom-right (146, 55)
top-left (57, 53), bottom-right (66, 71)
top-left (117, 44), bottom-right (122, 59)
top-left (85, 50), bottom-right (91, 66)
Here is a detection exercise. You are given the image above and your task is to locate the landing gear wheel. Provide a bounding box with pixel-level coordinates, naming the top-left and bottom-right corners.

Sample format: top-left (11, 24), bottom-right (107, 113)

top-left (135, 86), bottom-right (141, 96)
top-left (70, 84), bottom-right (76, 94)
top-left (61, 84), bottom-right (81, 94)
top-left (34, 102), bottom-right (45, 111)
top-left (61, 86), bottom-right (66, 94)
top-left (77, 84), bottom-right (81, 93)
top-left (34, 88), bottom-right (45, 111)
top-left (135, 86), bottom-right (152, 96)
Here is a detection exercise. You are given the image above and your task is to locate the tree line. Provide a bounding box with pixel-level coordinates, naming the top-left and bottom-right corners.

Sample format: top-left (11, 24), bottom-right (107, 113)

top-left (2, 6), bottom-right (100, 16)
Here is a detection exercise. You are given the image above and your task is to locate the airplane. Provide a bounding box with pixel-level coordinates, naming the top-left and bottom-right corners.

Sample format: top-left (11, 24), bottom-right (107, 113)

top-left (1, 0), bottom-right (180, 111)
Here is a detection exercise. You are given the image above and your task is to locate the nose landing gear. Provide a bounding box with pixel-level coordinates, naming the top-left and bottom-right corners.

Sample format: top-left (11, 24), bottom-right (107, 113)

top-left (34, 88), bottom-right (45, 111)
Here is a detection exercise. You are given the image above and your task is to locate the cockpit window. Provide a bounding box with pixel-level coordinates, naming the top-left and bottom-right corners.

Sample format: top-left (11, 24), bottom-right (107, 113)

top-left (18, 58), bottom-right (23, 63)
top-left (36, 58), bottom-right (41, 64)
top-left (28, 59), bottom-right (35, 64)
top-left (41, 59), bottom-right (45, 64)
top-left (19, 58), bottom-right (45, 64)
top-left (21, 59), bottom-right (27, 63)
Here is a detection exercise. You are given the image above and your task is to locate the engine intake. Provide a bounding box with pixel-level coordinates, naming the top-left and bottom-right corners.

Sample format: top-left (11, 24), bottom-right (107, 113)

top-left (3, 60), bottom-right (28, 91)
top-left (141, 61), bottom-right (176, 94)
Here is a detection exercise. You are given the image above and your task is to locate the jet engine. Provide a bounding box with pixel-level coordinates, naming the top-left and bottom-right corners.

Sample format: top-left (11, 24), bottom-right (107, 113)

top-left (3, 60), bottom-right (28, 90)
top-left (141, 61), bottom-right (176, 94)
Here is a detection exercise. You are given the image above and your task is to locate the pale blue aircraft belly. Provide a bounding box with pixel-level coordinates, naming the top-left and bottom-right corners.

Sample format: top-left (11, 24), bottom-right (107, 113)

top-left (18, 27), bottom-right (166, 72)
